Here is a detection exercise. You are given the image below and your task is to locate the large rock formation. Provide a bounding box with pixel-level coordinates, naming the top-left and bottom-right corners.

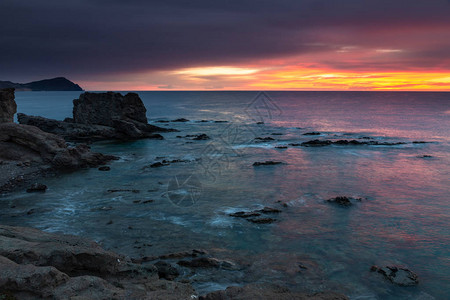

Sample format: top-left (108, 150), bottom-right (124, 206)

top-left (18, 91), bottom-right (174, 141)
top-left (0, 225), bottom-right (195, 299)
top-left (0, 88), bottom-right (16, 123)
top-left (73, 92), bottom-right (147, 126)
top-left (0, 88), bottom-right (117, 192)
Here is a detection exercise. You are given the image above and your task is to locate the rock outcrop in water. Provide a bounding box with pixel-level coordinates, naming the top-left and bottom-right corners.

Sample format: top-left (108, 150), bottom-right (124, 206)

top-left (18, 91), bottom-right (175, 141)
top-left (370, 265), bottom-right (419, 286)
top-left (0, 225), bottom-right (195, 299)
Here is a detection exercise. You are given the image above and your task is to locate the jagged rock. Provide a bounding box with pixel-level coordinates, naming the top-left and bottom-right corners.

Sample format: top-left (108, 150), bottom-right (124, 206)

top-left (18, 92), bottom-right (175, 141)
top-left (199, 284), bottom-right (349, 300)
top-left (73, 92), bottom-right (146, 126)
top-left (303, 132), bottom-right (321, 135)
top-left (26, 183), bottom-right (47, 193)
top-left (98, 166), bottom-right (110, 171)
top-left (0, 225), bottom-right (196, 299)
top-left (0, 88), bottom-right (16, 123)
top-left (371, 265), bottom-right (419, 286)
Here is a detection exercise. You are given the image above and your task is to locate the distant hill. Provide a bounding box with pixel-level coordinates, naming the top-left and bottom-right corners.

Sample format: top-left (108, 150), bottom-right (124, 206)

top-left (0, 77), bottom-right (83, 91)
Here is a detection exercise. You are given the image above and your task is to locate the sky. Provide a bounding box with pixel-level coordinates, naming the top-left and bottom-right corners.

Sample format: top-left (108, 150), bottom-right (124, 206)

top-left (1, 0), bottom-right (450, 91)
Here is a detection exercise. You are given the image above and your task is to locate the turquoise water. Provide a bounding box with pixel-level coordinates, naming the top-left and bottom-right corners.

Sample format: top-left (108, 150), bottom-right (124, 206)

top-left (2, 91), bottom-right (450, 299)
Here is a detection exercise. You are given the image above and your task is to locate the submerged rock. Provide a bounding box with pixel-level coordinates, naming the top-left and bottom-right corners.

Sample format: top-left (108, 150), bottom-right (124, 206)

top-left (26, 183), bottom-right (47, 193)
top-left (253, 161), bottom-right (284, 166)
top-left (98, 166), bottom-right (111, 171)
top-left (229, 207), bottom-right (282, 224)
top-left (371, 265), bottom-right (419, 286)
top-left (247, 217), bottom-right (277, 224)
top-left (254, 137), bottom-right (275, 142)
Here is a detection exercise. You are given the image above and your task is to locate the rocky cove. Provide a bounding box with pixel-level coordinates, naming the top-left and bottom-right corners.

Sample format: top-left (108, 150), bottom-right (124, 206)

top-left (0, 89), bottom-right (356, 299)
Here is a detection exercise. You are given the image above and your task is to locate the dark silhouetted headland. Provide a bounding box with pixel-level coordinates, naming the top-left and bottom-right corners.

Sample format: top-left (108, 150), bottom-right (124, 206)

top-left (0, 77), bottom-right (83, 91)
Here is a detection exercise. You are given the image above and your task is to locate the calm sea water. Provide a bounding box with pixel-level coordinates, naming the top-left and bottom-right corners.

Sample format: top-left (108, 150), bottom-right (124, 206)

top-left (2, 91), bottom-right (450, 299)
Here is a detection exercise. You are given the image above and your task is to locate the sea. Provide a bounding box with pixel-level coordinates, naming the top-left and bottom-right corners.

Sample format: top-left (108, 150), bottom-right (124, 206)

top-left (1, 91), bottom-right (449, 299)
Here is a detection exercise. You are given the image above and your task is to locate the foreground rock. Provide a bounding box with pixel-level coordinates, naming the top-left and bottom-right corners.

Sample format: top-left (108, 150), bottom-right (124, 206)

top-left (0, 225), bottom-right (195, 299)
top-left (200, 284), bottom-right (349, 300)
top-left (370, 265), bottom-right (419, 286)
top-left (18, 91), bottom-right (175, 141)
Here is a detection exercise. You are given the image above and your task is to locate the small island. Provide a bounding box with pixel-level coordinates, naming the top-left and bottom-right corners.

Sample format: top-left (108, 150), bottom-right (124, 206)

top-left (0, 77), bottom-right (83, 91)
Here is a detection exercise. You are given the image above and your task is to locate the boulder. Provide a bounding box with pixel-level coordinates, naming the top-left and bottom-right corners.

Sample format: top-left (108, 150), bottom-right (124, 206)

top-left (73, 92), bottom-right (147, 126)
top-left (0, 88), bottom-right (16, 123)
top-left (371, 265), bottom-right (419, 286)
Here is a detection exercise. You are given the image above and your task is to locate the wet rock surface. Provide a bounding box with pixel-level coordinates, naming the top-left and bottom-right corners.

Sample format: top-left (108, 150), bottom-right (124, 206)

top-left (0, 225), bottom-right (195, 299)
top-left (371, 265), bottom-right (419, 286)
top-left (26, 183), bottom-right (47, 193)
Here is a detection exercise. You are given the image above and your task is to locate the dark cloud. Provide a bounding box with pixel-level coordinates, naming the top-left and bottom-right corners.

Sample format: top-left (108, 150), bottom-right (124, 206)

top-left (1, 0), bottom-right (449, 82)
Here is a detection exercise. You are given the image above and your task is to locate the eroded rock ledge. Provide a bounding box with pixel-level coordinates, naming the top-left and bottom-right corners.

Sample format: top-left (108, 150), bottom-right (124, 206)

top-left (18, 91), bottom-right (176, 142)
top-left (0, 225), bottom-right (195, 299)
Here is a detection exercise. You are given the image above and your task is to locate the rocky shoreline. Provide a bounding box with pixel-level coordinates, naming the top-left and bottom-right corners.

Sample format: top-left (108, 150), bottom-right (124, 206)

top-left (0, 88), bottom-right (352, 299)
top-left (0, 225), bottom-right (350, 299)
top-left (0, 89), bottom-right (174, 193)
